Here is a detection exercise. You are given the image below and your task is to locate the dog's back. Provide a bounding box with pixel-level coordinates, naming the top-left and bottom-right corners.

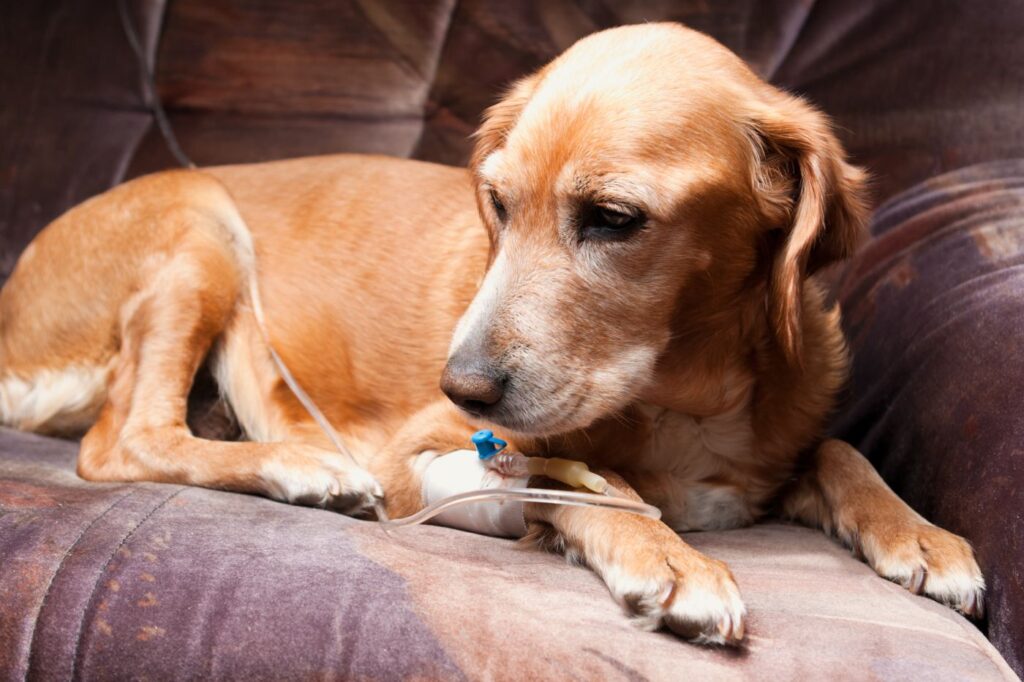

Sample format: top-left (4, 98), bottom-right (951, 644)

top-left (0, 155), bottom-right (485, 437)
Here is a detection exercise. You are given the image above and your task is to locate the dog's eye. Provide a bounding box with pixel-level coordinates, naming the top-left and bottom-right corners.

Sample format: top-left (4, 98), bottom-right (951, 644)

top-left (581, 205), bottom-right (645, 241)
top-left (489, 190), bottom-right (508, 222)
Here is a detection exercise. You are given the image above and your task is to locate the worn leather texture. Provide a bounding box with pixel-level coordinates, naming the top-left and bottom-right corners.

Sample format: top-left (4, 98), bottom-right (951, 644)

top-left (1, 0), bottom-right (1023, 678)
top-left (833, 160), bottom-right (1024, 675)
top-left (0, 428), bottom-right (1016, 680)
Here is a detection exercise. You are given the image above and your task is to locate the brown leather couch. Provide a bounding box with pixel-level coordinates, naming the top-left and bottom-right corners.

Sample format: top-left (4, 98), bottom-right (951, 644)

top-left (2, 2), bottom-right (1022, 679)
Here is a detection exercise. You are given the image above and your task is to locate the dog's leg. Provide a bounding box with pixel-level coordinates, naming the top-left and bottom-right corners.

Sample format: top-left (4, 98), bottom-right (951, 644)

top-left (525, 471), bottom-right (746, 645)
top-left (363, 407), bottom-right (746, 643)
top-left (77, 227), bottom-right (381, 513)
top-left (367, 400), bottom-right (480, 519)
top-left (782, 438), bottom-right (984, 615)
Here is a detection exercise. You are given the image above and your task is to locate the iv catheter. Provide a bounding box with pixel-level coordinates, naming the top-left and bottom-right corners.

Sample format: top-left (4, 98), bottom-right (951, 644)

top-left (380, 430), bottom-right (662, 531)
top-left (114, 16), bottom-right (661, 534)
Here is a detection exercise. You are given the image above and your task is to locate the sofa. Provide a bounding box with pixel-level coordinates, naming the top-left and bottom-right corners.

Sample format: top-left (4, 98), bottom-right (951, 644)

top-left (2, 1), bottom-right (1022, 678)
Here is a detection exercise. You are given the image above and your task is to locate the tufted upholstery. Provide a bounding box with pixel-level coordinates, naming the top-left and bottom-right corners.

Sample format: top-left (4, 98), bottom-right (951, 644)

top-left (4, 1), bottom-right (1024, 281)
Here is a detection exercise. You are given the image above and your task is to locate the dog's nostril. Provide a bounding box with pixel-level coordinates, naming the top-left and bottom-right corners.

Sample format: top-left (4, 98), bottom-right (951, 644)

top-left (440, 362), bottom-right (507, 413)
top-left (461, 399), bottom-right (494, 413)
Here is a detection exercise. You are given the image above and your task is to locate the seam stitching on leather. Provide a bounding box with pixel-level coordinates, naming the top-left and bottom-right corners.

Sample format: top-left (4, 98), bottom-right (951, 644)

top-left (67, 485), bottom-right (187, 680)
top-left (23, 486), bottom-right (138, 677)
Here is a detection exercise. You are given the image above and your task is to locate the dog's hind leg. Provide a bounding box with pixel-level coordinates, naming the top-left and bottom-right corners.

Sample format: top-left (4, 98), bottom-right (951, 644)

top-left (781, 438), bottom-right (984, 616)
top-left (77, 210), bottom-right (381, 514)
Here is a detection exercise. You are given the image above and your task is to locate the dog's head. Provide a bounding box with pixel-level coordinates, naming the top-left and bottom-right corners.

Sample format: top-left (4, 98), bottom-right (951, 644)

top-left (441, 23), bottom-right (867, 436)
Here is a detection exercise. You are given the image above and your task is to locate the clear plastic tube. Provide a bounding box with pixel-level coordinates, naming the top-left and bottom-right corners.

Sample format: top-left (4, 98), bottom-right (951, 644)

top-left (381, 486), bottom-right (662, 529)
top-left (490, 451), bottom-right (531, 477)
top-left (237, 221), bottom-right (659, 531)
top-left (126, 63), bottom-right (663, 533)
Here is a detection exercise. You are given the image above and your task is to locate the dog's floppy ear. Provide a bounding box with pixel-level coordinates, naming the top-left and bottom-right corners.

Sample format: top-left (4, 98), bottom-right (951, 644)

top-left (470, 72), bottom-right (543, 175)
top-left (746, 91), bottom-right (869, 365)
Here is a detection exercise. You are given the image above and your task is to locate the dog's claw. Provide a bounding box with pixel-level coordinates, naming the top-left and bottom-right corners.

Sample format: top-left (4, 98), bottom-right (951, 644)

top-left (718, 612), bottom-right (732, 640)
top-left (961, 589), bottom-right (984, 619)
top-left (908, 566), bottom-right (926, 594)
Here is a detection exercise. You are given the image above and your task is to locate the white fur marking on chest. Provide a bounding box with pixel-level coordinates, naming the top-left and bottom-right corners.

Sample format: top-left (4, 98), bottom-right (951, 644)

top-left (637, 403), bottom-right (756, 532)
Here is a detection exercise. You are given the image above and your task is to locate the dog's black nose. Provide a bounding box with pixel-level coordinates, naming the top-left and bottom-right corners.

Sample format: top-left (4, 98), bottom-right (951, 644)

top-left (440, 351), bottom-right (507, 414)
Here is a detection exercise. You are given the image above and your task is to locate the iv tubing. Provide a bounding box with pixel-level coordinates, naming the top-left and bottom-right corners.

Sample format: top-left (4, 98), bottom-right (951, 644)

top-left (233, 207), bottom-right (661, 529)
top-left (123, 8), bottom-right (664, 531)
top-left (382, 487), bottom-right (662, 529)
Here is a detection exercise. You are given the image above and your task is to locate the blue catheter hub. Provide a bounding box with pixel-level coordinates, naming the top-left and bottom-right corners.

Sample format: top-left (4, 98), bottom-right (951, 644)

top-left (471, 429), bottom-right (507, 460)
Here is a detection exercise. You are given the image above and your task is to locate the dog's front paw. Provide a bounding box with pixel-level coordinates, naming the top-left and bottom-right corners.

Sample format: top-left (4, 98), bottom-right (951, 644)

top-left (856, 520), bottom-right (984, 617)
top-left (260, 446), bottom-right (383, 516)
top-left (602, 547), bottom-right (746, 645)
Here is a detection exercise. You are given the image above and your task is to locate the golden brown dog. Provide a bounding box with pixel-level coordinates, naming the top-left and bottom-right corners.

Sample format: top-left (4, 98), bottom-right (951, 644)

top-left (0, 24), bottom-right (983, 644)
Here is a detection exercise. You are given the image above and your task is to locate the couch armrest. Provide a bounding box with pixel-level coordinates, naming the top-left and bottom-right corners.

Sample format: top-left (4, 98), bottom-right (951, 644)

top-left (831, 160), bottom-right (1024, 675)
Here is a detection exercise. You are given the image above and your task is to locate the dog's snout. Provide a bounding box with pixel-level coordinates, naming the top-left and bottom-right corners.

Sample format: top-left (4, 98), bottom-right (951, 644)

top-left (441, 350), bottom-right (507, 414)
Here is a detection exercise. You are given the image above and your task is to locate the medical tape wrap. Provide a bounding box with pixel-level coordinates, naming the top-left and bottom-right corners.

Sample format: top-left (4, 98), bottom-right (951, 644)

top-left (422, 449), bottom-right (529, 537)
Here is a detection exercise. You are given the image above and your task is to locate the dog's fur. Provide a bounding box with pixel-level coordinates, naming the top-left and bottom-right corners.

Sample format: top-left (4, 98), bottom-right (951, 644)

top-left (0, 24), bottom-right (983, 643)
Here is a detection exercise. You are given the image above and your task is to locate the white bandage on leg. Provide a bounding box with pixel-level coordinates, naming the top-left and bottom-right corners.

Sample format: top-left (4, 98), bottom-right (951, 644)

top-left (421, 449), bottom-right (529, 538)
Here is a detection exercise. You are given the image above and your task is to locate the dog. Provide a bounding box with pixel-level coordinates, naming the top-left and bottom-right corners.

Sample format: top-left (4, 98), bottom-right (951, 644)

top-left (0, 24), bottom-right (983, 644)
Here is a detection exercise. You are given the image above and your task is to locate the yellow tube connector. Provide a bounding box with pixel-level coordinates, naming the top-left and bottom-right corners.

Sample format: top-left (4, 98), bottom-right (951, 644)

top-left (525, 457), bottom-right (608, 494)
top-left (477, 432), bottom-right (613, 496)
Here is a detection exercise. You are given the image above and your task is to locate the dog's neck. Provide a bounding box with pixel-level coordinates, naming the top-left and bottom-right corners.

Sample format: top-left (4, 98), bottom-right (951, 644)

top-left (636, 260), bottom-right (771, 417)
top-left (638, 363), bottom-right (753, 419)
top-left (636, 278), bottom-right (850, 469)
top-left (639, 311), bottom-right (760, 419)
